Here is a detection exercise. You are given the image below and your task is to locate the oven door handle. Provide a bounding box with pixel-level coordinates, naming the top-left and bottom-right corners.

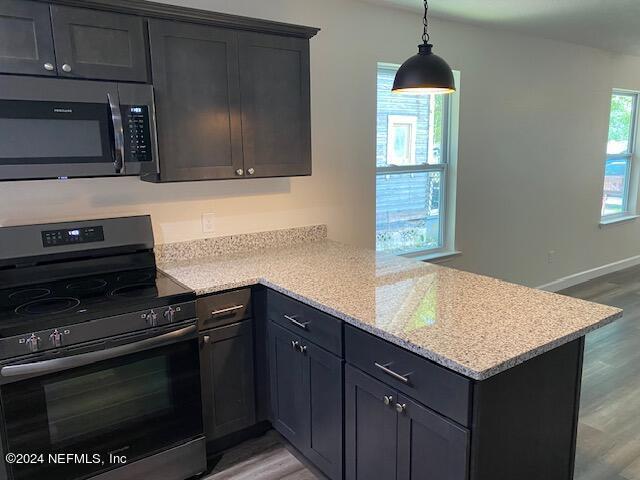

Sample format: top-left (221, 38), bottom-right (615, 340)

top-left (107, 92), bottom-right (125, 174)
top-left (0, 325), bottom-right (197, 379)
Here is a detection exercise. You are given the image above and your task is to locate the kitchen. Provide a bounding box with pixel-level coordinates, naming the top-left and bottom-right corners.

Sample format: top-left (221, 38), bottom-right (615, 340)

top-left (0, 0), bottom-right (638, 479)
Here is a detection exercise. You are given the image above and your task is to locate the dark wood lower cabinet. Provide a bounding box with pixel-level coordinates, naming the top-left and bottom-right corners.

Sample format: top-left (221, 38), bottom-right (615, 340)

top-left (200, 320), bottom-right (256, 442)
top-left (269, 321), bottom-right (308, 446)
top-left (396, 394), bottom-right (469, 480)
top-left (269, 321), bottom-right (343, 479)
top-left (302, 341), bottom-right (343, 480)
top-left (199, 288), bottom-right (585, 480)
top-left (345, 365), bottom-right (469, 480)
top-left (345, 365), bottom-right (398, 480)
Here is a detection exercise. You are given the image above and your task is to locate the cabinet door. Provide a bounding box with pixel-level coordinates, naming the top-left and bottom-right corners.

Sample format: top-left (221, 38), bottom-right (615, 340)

top-left (200, 320), bottom-right (256, 441)
top-left (238, 32), bottom-right (311, 178)
top-left (50, 5), bottom-right (148, 82)
top-left (301, 341), bottom-right (343, 480)
top-left (149, 20), bottom-right (243, 181)
top-left (397, 394), bottom-right (469, 480)
top-left (269, 322), bottom-right (307, 448)
top-left (345, 365), bottom-right (398, 480)
top-left (200, 321), bottom-right (256, 441)
top-left (0, 0), bottom-right (56, 76)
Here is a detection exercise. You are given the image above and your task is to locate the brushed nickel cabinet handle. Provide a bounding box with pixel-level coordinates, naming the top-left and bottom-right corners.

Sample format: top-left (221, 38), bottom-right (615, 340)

top-left (395, 403), bottom-right (407, 414)
top-left (44, 62), bottom-right (54, 71)
top-left (211, 305), bottom-right (244, 317)
top-left (374, 362), bottom-right (411, 384)
top-left (203, 335), bottom-right (211, 344)
top-left (284, 314), bottom-right (309, 330)
top-left (62, 63), bottom-right (72, 72)
top-left (291, 340), bottom-right (300, 350)
top-left (383, 395), bottom-right (394, 406)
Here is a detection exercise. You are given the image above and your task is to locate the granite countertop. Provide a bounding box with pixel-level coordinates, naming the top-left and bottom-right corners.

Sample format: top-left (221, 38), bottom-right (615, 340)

top-left (158, 239), bottom-right (622, 380)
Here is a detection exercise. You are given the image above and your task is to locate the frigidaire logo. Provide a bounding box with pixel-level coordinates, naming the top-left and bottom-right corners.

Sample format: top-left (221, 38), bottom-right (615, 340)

top-left (53, 108), bottom-right (73, 113)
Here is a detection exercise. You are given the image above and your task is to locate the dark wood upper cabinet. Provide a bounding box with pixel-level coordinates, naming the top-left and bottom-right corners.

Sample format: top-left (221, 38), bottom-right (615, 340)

top-left (0, 0), bottom-right (57, 76)
top-left (50, 5), bottom-right (149, 82)
top-left (238, 32), bottom-right (312, 178)
top-left (0, 0), bottom-right (317, 181)
top-left (148, 19), bottom-right (244, 182)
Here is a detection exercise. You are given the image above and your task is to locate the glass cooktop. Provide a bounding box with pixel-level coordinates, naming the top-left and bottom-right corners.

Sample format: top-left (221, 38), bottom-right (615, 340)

top-left (0, 268), bottom-right (195, 338)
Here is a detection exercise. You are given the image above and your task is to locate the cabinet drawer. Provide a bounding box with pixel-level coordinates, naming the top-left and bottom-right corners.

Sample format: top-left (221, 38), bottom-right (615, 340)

top-left (197, 288), bottom-right (252, 330)
top-left (345, 325), bottom-right (471, 426)
top-left (267, 289), bottom-right (342, 356)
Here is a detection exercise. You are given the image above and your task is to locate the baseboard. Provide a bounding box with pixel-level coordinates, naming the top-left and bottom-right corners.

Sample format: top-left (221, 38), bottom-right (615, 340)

top-left (536, 254), bottom-right (640, 292)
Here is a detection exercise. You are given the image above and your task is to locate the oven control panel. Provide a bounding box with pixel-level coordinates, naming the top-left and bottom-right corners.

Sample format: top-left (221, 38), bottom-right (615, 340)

top-left (42, 226), bottom-right (104, 247)
top-left (123, 105), bottom-right (152, 163)
top-left (1, 302), bottom-right (196, 360)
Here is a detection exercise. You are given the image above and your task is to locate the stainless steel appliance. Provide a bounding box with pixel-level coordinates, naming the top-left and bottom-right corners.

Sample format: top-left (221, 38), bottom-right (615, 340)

top-left (0, 216), bottom-right (205, 480)
top-left (0, 75), bottom-right (158, 180)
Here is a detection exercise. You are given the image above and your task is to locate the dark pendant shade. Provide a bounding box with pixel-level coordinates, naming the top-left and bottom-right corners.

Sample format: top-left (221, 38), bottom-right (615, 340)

top-left (393, 44), bottom-right (456, 95)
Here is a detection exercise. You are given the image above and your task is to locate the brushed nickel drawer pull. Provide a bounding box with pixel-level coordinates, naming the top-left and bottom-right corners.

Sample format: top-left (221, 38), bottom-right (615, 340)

top-left (284, 314), bottom-right (309, 330)
top-left (374, 362), bottom-right (411, 384)
top-left (211, 305), bottom-right (245, 317)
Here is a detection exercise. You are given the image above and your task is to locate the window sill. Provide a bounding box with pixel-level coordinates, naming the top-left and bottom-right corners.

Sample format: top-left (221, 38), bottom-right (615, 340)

top-left (402, 250), bottom-right (462, 263)
top-left (599, 214), bottom-right (639, 227)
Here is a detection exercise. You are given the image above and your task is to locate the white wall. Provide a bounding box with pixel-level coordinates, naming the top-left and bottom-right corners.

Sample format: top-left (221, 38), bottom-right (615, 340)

top-left (1, 0), bottom-right (639, 287)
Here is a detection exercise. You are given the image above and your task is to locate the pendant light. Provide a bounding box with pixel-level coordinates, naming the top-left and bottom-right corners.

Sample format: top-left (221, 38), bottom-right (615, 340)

top-left (392, 0), bottom-right (455, 95)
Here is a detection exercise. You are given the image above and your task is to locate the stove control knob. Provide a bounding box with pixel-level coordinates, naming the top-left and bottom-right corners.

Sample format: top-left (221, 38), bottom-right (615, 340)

top-left (49, 329), bottom-right (64, 348)
top-left (25, 334), bottom-right (41, 353)
top-left (146, 309), bottom-right (158, 327)
top-left (164, 306), bottom-right (176, 323)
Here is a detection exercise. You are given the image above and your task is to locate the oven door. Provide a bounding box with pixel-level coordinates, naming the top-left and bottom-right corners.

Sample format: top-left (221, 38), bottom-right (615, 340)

top-left (0, 326), bottom-right (203, 480)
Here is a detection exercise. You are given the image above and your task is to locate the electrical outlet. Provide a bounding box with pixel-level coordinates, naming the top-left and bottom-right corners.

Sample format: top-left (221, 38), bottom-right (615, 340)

top-left (547, 250), bottom-right (556, 264)
top-left (202, 213), bottom-right (216, 233)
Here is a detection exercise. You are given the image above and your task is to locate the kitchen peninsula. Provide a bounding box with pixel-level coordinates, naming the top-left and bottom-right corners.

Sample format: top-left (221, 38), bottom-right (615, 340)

top-left (157, 226), bottom-right (621, 480)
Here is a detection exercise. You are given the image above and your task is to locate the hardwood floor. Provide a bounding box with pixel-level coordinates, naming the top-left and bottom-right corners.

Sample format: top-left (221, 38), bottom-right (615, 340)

top-left (203, 431), bottom-right (318, 480)
top-left (204, 265), bottom-right (640, 479)
top-left (563, 265), bottom-right (640, 480)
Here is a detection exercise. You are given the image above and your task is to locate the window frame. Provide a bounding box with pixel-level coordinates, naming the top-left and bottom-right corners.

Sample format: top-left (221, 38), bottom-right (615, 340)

top-left (601, 89), bottom-right (640, 221)
top-left (375, 63), bottom-right (459, 257)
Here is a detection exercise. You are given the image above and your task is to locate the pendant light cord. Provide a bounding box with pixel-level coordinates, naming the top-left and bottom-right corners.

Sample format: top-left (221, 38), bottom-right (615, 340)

top-left (422, 0), bottom-right (430, 44)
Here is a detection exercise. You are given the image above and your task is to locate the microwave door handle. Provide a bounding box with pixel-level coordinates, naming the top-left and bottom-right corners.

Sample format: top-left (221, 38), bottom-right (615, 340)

top-left (0, 325), bottom-right (197, 380)
top-left (107, 93), bottom-right (125, 174)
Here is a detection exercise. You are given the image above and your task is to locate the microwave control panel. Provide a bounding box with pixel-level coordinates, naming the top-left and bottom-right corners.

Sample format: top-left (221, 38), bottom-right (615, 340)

top-left (123, 105), bottom-right (152, 163)
top-left (42, 226), bottom-right (105, 247)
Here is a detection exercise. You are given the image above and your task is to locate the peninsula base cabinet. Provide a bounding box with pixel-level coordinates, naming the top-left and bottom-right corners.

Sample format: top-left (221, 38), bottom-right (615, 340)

top-left (269, 321), bottom-right (343, 480)
top-left (345, 365), bottom-right (469, 480)
top-left (197, 287), bottom-right (587, 480)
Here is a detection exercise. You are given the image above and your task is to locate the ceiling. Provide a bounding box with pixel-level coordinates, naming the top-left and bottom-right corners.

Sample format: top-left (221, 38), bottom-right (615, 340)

top-left (361, 0), bottom-right (640, 56)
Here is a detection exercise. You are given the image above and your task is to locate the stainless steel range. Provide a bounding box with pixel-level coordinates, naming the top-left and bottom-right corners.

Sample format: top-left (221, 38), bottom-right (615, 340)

top-left (0, 215), bottom-right (205, 480)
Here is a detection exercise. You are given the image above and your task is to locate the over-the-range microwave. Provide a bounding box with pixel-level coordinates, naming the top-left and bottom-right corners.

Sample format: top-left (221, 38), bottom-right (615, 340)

top-left (0, 75), bottom-right (158, 181)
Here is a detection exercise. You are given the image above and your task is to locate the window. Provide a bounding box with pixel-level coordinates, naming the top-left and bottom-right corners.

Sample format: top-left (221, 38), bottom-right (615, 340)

top-left (376, 63), bottom-right (459, 256)
top-left (387, 115), bottom-right (417, 165)
top-left (601, 91), bottom-right (639, 219)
